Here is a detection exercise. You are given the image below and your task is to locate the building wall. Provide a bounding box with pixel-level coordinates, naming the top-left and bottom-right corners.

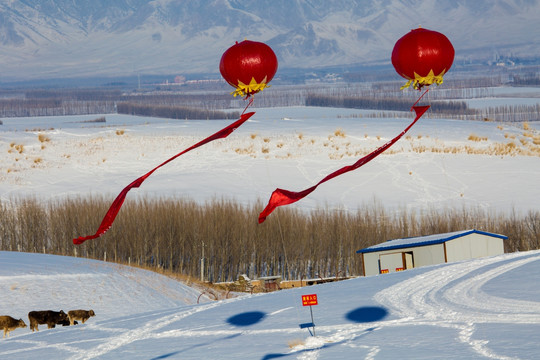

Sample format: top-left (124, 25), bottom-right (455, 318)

top-left (363, 243), bottom-right (445, 276)
top-left (362, 233), bottom-right (505, 276)
top-left (363, 252), bottom-right (382, 276)
top-left (445, 233), bottom-right (504, 262)
top-left (413, 244), bottom-right (446, 267)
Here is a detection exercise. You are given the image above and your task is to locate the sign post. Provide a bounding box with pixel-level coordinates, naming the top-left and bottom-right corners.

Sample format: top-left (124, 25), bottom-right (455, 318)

top-left (300, 294), bottom-right (318, 336)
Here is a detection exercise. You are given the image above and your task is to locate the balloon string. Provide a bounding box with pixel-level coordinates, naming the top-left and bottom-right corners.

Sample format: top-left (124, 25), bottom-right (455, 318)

top-left (241, 96), bottom-right (254, 115)
top-left (411, 88), bottom-right (430, 110)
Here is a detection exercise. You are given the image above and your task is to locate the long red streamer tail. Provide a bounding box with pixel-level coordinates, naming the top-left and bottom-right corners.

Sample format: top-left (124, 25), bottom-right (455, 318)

top-left (258, 105), bottom-right (430, 223)
top-left (73, 111), bottom-right (256, 244)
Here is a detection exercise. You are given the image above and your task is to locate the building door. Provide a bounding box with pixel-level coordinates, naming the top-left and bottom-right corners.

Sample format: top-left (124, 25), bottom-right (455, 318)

top-left (379, 252), bottom-right (414, 274)
top-left (403, 252), bottom-right (414, 270)
top-left (379, 253), bottom-right (404, 274)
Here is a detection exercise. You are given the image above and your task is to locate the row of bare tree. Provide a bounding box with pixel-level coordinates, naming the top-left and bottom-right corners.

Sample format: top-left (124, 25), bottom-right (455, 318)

top-left (305, 94), bottom-right (474, 114)
top-left (116, 102), bottom-right (240, 120)
top-left (0, 73), bottom-right (537, 121)
top-left (1, 197), bottom-right (538, 282)
top-left (0, 99), bottom-right (116, 117)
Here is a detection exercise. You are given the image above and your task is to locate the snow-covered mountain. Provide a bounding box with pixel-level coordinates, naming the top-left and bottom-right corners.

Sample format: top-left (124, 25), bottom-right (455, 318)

top-left (0, 0), bottom-right (539, 81)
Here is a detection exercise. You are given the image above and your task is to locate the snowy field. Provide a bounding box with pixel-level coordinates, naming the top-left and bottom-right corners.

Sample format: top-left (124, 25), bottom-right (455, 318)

top-left (1, 250), bottom-right (540, 359)
top-left (1, 87), bottom-right (539, 358)
top-left (1, 96), bottom-right (539, 218)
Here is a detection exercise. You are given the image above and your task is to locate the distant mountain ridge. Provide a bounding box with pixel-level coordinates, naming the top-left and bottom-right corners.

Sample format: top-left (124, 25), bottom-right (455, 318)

top-left (0, 0), bottom-right (539, 81)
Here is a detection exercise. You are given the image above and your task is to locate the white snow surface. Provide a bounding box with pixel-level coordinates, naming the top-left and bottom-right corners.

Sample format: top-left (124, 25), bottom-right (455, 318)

top-left (1, 102), bottom-right (539, 216)
top-left (1, 250), bottom-right (540, 359)
top-left (1, 91), bottom-right (540, 358)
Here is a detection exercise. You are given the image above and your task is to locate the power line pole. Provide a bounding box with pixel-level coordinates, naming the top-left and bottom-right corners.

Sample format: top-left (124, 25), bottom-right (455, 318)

top-left (200, 242), bottom-right (205, 282)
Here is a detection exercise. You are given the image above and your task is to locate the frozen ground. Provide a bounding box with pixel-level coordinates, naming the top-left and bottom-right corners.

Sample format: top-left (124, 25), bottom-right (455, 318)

top-left (1, 250), bottom-right (539, 359)
top-left (1, 100), bottom-right (539, 217)
top-left (0, 88), bottom-right (539, 358)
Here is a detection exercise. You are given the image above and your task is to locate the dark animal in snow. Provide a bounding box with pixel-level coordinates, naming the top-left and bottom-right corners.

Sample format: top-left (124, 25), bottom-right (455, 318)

top-left (59, 318), bottom-right (78, 326)
top-left (0, 315), bottom-right (27, 338)
top-left (28, 310), bottom-right (69, 332)
top-left (68, 309), bottom-right (95, 325)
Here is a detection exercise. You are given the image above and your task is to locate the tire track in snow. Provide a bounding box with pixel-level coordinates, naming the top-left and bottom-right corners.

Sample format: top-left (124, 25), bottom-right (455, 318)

top-left (374, 251), bottom-right (540, 360)
top-left (374, 251), bottom-right (540, 323)
top-left (68, 299), bottom-right (238, 360)
top-left (71, 251), bottom-right (539, 360)
top-left (0, 338), bottom-right (82, 358)
top-left (457, 322), bottom-right (519, 360)
top-left (442, 255), bottom-right (540, 322)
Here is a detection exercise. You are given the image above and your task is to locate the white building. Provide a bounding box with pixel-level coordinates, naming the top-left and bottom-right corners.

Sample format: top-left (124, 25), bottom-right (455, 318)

top-left (357, 229), bottom-right (507, 276)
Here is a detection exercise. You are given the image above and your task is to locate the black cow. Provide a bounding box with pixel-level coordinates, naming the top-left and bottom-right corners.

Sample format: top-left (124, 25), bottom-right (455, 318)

top-left (28, 310), bottom-right (69, 332)
top-left (59, 318), bottom-right (78, 326)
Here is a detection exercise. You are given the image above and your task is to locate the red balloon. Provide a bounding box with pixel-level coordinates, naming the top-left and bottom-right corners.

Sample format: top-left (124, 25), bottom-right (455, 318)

top-left (391, 28), bottom-right (454, 90)
top-left (220, 40), bottom-right (278, 97)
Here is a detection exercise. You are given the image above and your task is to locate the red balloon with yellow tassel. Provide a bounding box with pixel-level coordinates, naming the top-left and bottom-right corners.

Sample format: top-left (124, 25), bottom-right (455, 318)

top-left (392, 28), bottom-right (455, 90)
top-left (220, 40), bottom-right (278, 98)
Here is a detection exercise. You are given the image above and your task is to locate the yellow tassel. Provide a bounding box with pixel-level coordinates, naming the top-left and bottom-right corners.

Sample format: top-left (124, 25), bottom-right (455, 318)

top-left (231, 76), bottom-right (270, 97)
top-left (400, 79), bottom-right (413, 90)
top-left (400, 69), bottom-right (447, 90)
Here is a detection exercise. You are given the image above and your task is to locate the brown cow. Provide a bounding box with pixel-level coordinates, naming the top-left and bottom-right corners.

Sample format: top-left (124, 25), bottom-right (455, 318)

top-left (28, 310), bottom-right (69, 332)
top-left (0, 315), bottom-right (27, 338)
top-left (68, 309), bottom-right (95, 325)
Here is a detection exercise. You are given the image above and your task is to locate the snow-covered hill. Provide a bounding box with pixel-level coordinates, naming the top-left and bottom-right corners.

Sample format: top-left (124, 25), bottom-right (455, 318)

top-left (0, 252), bottom-right (208, 322)
top-left (1, 250), bottom-right (540, 359)
top-left (0, 0), bottom-right (539, 80)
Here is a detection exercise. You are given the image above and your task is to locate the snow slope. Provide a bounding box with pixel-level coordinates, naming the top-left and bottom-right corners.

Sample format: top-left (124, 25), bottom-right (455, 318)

top-left (0, 252), bottom-right (208, 322)
top-left (1, 250), bottom-right (539, 359)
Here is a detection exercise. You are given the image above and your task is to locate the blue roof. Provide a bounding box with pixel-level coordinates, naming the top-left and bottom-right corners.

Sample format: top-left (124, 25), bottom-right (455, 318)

top-left (356, 229), bottom-right (507, 254)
